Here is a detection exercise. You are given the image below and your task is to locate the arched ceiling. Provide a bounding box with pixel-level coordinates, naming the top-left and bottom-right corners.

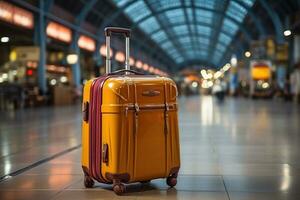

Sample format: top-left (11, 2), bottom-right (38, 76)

top-left (41, 0), bottom-right (299, 71)
top-left (112, 0), bottom-right (256, 67)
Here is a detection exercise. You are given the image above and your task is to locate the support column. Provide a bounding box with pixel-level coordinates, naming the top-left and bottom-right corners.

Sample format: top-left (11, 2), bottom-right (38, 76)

top-left (229, 55), bottom-right (238, 95)
top-left (293, 35), bottom-right (300, 64)
top-left (35, 0), bottom-right (47, 94)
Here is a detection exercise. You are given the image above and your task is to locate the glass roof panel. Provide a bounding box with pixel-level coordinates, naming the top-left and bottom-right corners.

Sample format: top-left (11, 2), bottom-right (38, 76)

top-left (183, 44), bottom-right (195, 52)
top-left (151, 30), bottom-right (168, 43)
top-left (227, 1), bottom-right (247, 23)
top-left (148, 0), bottom-right (182, 11)
top-left (197, 37), bottom-right (210, 46)
top-left (168, 48), bottom-right (180, 54)
top-left (195, 9), bottom-right (213, 24)
top-left (161, 41), bottom-right (174, 50)
top-left (184, 0), bottom-right (192, 6)
top-left (124, 1), bottom-right (151, 22)
top-left (112, 0), bottom-right (128, 7)
top-left (196, 52), bottom-right (208, 56)
top-left (139, 17), bottom-right (160, 34)
top-left (186, 8), bottom-right (193, 22)
top-left (196, 25), bottom-right (211, 36)
top-left (172, 25), bottom-right (189, 35)
top-left (178, 37), bottom-right (192, 44)
top-left (186, 51), bottom-right (195, 58)
top-left (236, 0), bottom-right (255, 7)
top-left (113, 0), bottom-right (256, 65)
top-left (212, 51), bottom-right (223, 63)
top-left (219, 33), bottom-right (231, 45)
top-left (216, 43), bottom-right (226, 53)
top-left (174, 56), bottom-right (184, 63)
top-left (194, 0), bottom-right (216, 9)
top-left (165, 9), bottom-right (185, 24)
top-left (222, 18), bottom-right (238, 34)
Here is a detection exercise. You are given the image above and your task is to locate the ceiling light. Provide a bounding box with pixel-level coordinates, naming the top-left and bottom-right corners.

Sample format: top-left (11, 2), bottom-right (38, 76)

top-left (1, 37), bottom-right (9, 43)
top-left (191, 81), bottom-right (198, 88)
top-left (2, 73), bottom-right (8, 79)
top-left (201, 69), bottom-right (207, 79)
top-left (50, 79), bottom-right (57, 85)
top-left (66, 54), bottom-right (78, 64)
top-left (214, 71), bottom-right (222, 79)
top-left (60, 76), bottom-right (68, 83)
top-left (245, 51), bottom-right (251, 58)
top-left (230, 55), bottom-right (237, 67)
top-left (262, 82), bottom-right (269, 89)
top-left (284, 30), bottom-right (291, 37)
top-left (223, 63), bottom-right (231, 71)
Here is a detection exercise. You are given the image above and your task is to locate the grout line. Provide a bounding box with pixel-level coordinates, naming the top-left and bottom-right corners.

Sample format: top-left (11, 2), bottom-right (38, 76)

top-left (0, 144), bottom-right (81, 182)
top-left (221, 175), bottom-right (231, 200)
top-left (49, 176), bottom-right (82, 200)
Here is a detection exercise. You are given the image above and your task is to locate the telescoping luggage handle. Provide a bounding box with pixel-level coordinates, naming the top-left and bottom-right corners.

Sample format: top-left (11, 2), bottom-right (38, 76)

top-left (104, 27), bottom-right (131, 74)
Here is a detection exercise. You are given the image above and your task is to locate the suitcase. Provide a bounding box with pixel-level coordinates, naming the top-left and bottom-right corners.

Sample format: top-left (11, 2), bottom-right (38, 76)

top-left (81, 27), bottom-right (180, 195)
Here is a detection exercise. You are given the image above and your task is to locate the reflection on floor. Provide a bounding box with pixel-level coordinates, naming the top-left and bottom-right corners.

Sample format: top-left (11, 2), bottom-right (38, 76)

top-left (0, 96), bottom-right (300, 200)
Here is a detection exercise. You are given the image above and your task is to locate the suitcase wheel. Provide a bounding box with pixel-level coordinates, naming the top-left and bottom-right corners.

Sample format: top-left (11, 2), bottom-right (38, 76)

top-left (84, 175), bottom-right (95, 188)
top-left (166, 176), bottom-right (177, 187)
top-left (113, 183), bottom-right (125, 195)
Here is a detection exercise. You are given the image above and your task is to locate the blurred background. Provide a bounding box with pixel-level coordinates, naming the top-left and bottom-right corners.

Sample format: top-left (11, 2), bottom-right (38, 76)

top-left (0, 0), bottom-right (300, 200)
top-left (0, 0), bottom-right (299, 107)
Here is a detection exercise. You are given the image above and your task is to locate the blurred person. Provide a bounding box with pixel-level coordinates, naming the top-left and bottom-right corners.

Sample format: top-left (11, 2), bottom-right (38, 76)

top-left (284, 76), bottom-right (292, 101)
top-left (291, 63), bottom-right (300, 103)
top-left (212, 79), bottom-right (226, 102)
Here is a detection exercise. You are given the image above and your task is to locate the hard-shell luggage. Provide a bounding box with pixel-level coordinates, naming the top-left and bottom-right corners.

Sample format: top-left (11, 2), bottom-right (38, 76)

top-left (81, 27), bottom-right (180, 195)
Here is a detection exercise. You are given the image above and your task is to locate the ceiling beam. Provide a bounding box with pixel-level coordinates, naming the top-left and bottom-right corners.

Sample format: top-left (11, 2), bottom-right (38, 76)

top-left (208, 0), bottom-right (230, 64)
top-left (258, 0), bottom-right (284, 43)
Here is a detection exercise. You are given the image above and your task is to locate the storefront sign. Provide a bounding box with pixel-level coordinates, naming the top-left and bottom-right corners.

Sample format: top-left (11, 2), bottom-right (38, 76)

top-left (78, 35), bottom-right (96, 51)
top-left (46, 21), bottom-right (72, 43)
top-left (0, 1), bottom-right (33, 29)
top-left (250, 61), bottom-right (272, 80)
top-left (13, 46), bottom-right (40, 61)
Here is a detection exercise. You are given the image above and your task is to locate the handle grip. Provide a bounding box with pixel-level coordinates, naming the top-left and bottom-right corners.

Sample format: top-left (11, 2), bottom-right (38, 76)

top-left (108, 69), bottom-right (144, 75)
top-left (105, 27), bottom-right (131, 37)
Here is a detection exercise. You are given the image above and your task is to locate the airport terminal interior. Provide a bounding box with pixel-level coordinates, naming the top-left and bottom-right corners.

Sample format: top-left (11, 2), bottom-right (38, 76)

top-left (0, 0), bottom-right (300, 199)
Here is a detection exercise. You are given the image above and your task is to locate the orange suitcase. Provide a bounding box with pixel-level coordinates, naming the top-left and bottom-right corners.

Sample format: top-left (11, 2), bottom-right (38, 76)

top-left (81, 27), bottom-right (180, 195)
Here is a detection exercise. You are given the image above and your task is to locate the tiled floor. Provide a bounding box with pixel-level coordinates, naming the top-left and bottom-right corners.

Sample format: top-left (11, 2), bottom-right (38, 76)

top-left (0, 96), bottom-right (300, 199)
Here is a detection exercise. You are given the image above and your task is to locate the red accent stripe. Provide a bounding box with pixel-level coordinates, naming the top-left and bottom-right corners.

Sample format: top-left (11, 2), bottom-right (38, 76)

top-left (88, 76), bottom-right (109, 183)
